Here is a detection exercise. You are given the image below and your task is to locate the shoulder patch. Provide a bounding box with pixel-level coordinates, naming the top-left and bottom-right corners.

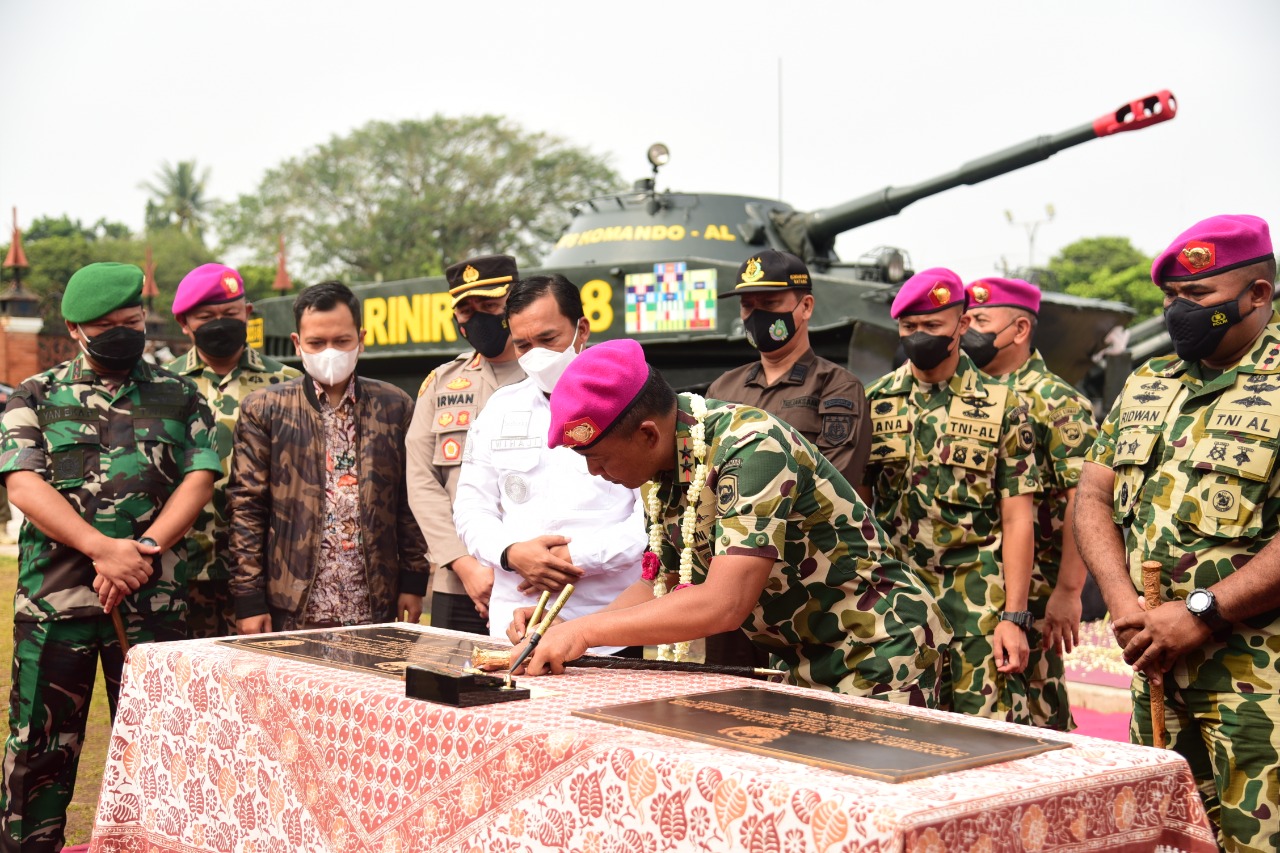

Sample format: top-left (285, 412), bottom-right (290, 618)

top-left (417, 371), bottom-right (436, 397)
top-left (822, 397), bottom-right (854, 410)
top-left (822, 414), bottom-right (853, 444)
top-left (1018, 423), bottom-right (1036, 452)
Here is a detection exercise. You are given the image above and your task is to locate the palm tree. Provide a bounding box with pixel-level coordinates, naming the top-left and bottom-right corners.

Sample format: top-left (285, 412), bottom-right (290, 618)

top-left (141, 160), bottom-right (212, 238)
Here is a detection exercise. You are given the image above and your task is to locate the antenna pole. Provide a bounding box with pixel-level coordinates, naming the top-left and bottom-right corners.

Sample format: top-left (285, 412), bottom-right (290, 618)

top-left (777, 57), bottom-right (784, 200)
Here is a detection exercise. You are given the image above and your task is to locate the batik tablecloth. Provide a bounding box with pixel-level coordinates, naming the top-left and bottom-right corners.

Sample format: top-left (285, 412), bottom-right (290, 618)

top-left (90, 626), bottom-right (1215, 853)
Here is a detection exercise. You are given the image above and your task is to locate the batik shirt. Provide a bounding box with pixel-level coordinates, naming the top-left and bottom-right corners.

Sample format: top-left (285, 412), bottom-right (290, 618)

top-left (166, 346), bottom-right (299, 583)
top-left (864, 354), bottom-right (1041, 637)
top-left (1002, 351), bottom-right (1097, 615)
top-left (645, 397), bottom-right (950, 698)
top-left (1089, 312), bottom-right (1280, 693)
top-left (0, 354), bottom-right (220, 620)
top-left (303, 380), bottom-right (372, 625)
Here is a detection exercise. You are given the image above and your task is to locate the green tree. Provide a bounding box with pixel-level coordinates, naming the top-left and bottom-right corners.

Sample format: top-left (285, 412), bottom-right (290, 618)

top-left (1046, 236), bottom-right (1159, 320)
top-left (141, 160), bottom-right (213, 238)
top-left (215, 115), bottom-right (621, 281)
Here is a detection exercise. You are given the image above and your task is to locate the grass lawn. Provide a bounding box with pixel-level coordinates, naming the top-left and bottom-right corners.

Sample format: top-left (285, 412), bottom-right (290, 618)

top-left (0, 555), bottom-right (110, 844)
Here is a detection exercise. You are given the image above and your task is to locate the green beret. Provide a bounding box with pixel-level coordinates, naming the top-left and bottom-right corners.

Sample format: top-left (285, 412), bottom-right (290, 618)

top-left (61, 262), bottom-right (145, 324)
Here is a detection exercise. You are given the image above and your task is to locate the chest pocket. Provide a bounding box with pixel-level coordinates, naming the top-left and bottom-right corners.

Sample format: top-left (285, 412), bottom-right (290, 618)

top-left (430, 406), bottom-right (477, 467)
top-left (868, 396), bottom-right (910, 496)
top-left (133, 406), bottom-right (186, 495)
top-left (39, 406), bottom-right (100, 490)
top-left (1176, 433), bottom-right (1275, 541)
top-left (935, 437), bottom-right (999, 509)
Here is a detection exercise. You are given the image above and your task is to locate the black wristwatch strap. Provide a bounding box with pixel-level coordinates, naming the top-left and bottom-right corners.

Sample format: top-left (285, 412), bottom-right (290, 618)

top-left (499, 546), bottom-right (514, 573)
top-left (999, 610), bottom-right (1034, 631)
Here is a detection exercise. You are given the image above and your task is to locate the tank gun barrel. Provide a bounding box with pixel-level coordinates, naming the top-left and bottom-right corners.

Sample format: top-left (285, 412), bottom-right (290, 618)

top-left (805, 90), bottom-right (1177, 245)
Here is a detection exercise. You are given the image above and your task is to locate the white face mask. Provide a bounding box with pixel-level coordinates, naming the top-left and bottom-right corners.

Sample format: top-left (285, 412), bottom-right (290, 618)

top-left (300, 346), bottom-right (360, 387)
top-left (518, 327), bottom-right (580, 394)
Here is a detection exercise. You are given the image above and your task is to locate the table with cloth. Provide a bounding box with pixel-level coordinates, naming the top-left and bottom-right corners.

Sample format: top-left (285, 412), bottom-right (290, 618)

top-left (89, 625), bottom-right (1215, 853)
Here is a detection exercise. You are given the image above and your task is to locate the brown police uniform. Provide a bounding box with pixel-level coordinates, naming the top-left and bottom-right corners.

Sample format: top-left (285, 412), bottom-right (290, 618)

top-left (708, 349), bottom-right (870, 488)
top-left (406, 352), bottom-right (524, 632)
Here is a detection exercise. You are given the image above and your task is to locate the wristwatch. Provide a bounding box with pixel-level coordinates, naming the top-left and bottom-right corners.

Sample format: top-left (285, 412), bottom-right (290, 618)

top-left (999, 610), bottom-right (1034, 631)
top-left (499, 546), bottom-right (515, 573)
top-left (1185, 588), bottom-right (1229, 632)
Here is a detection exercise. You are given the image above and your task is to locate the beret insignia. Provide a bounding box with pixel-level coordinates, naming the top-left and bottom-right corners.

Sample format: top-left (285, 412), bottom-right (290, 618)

top-left (929, 284), bottom-right (952, 307)
top-left (563, 418), bottom-right (600, 447)
top-left (462, 264), bottom-right (480, 284)
top-left (222, 275), bottom-right (241, 297)
top-left (741, 257), bottom-right (764, 283)
top-left (971, 284), bottom-right (990, 304)
top-left (1178, 241), bottom-right (1215, 273)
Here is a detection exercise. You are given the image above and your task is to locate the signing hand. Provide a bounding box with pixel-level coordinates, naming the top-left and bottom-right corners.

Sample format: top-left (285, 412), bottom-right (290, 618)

top-left (506, 536), bottom-right (583, 593)
top-left (1043, 587), bottom-right (1082, 655)
top-left (993, 621), bottom-right (1030, 674)
top-left (520, 622), bottom-right (590, 676)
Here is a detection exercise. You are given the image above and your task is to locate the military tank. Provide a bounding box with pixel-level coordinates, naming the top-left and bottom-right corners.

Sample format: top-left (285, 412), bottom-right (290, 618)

top-left (251, 91), bottom-right (1177, 402)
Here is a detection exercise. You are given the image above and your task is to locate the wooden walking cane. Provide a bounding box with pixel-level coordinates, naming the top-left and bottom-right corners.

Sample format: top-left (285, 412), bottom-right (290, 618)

top-left (1140, 560), bottom-right (1166, 749)
top-left (111, 609), bottom-right (130, 655)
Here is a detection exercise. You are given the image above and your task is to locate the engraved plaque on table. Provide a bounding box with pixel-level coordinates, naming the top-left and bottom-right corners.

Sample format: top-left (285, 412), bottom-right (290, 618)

top-left (573, 688), bottom-right (1069, 782)
top-left (219, 624), bottom-right (508, 680)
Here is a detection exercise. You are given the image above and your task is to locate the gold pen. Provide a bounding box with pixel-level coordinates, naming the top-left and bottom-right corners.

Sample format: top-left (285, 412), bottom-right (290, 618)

top-left (506, 583), bottom-right (576, 680)
top-left (525, 590), bottom-right (552, 640)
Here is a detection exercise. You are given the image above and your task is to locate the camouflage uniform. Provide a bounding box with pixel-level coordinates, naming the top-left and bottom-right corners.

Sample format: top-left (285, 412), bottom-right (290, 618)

top-left (864, 354), bottom-right (1040, 722)
top-left (646, 396), bottom-right (950, 705)
top-left (998, 350), bottom-right (1097, 731)
top-left (166, 345), bottom-right (299, 639)
top-left (1089, 313), bottom-right (1280, 852)
top-left (0, 354), bottom-right (220, 851)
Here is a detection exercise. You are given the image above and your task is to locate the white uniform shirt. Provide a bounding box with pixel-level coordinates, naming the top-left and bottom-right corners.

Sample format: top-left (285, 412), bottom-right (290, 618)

top-left (453, 378), bottom-right (645, 653)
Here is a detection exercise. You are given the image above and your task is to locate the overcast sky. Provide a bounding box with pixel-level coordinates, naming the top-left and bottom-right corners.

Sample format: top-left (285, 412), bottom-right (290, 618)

top-left (2, 0), bottom-right (1277, 283)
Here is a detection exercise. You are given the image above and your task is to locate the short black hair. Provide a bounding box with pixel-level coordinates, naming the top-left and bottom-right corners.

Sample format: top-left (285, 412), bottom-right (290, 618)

top-left (505, 274), bottom-right (584, 324)
top-left (293, 281), bottom-right (361, 331)
top-left (609, 365), bottom-right (677, 439)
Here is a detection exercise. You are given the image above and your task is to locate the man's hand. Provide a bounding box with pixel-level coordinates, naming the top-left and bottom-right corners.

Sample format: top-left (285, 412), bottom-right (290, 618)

top-left (92, 574), bottom-right (128, 614)
top-left (1114, 601), bottom-right (1210, 685)
top-left (397, 593), bottom-right (424, 624)
top-left (519, 622), bottom-right (590, 676)
top-left (505, 536), bottom-right (583, 593)
top-left (450, 556), bottom-right (492, 618)
top-left (1109, 596), bottom-right (1147, 650)
top-left (1043, 586), bottom-right (1083, 655)
top-left (506, 606), bottom-right (564, 644)
top-left (993, 621), bottom-right (1030, 674)
top-left (91, 537), bottom-right (157, 593)
top-left (236, 615), bottom-right (272, 635)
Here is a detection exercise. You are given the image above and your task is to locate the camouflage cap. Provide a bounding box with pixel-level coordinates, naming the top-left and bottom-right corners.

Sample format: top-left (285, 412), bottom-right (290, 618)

top-left (446, 254), bottom-right (519, 308)
top-left (719, 249), bottom-right (811, 298)
top-left (61, 262), bottom-right (144, 323)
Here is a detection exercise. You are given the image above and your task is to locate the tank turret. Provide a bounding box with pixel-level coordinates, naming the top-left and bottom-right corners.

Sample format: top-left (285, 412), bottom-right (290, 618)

top-left (253, 91), bottom-right (1178, 402)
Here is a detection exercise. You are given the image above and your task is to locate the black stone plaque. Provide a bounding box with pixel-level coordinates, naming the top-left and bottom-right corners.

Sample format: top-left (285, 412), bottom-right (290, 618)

top-left (573, 688), bottom-right (1068, 783)
top-left (220, 625), bottom-right (532, 705)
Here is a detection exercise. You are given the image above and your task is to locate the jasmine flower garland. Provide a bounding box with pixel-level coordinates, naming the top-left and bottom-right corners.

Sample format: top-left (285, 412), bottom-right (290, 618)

top-left (642, 393), bottom-right (708, 662)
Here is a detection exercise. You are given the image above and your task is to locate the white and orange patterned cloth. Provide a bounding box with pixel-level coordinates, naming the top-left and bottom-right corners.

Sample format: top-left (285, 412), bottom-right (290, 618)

top-left (91, 627), bottom-right (1215, 853)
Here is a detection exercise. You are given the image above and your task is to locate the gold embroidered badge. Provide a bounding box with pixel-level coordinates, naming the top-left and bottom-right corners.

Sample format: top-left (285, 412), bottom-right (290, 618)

top-left (462, 265), bottom-right (480, 284)
top-left (741, 257), bottom-right (764, 283)
top-left (971, 284), bottom-right (990, 304)
top-left (929, 284), bottom-right (952, 307)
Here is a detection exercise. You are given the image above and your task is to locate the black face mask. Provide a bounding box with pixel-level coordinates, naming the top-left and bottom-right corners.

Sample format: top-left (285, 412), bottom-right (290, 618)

top-left (743, 308), bottom-right (797, 353)
top-left (1163, 282), bottom-right (1256, 363)
top-left (80, 325), bottom-right (146, 373)
top-left (960, 320), bottom-right (1017, 370)
top-left (901, 324), bottom-right (958, 371)
top-left (459, 311), bottom-right (510, 359)
top-left (193, 318), bottom-right (248, 360)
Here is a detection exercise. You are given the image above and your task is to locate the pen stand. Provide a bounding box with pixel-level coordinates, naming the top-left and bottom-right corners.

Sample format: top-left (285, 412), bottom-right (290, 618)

top-left (405, 663), bottom-right (529, 706)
